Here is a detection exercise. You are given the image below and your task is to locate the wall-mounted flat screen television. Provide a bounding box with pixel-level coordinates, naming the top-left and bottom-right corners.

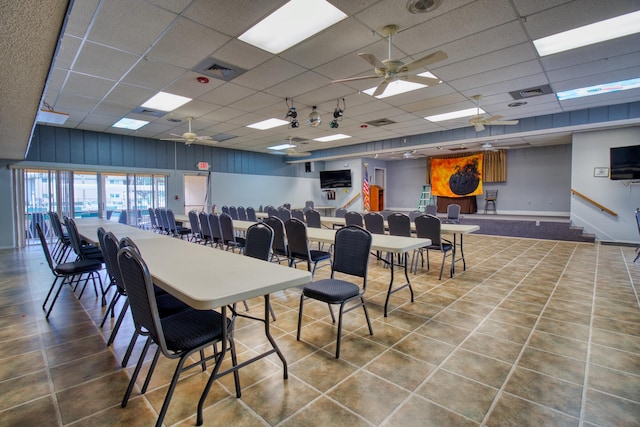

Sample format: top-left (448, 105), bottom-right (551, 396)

top-left (320, 169), bottom-right (352, 189)
top-left (610, 145), bottom-right (640, 180)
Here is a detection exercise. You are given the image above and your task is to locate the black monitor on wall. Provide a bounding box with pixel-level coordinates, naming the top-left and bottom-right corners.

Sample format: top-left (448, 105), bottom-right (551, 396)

top-left (610, 145), bottom-right (640, 180)
top-left (320, 169), bottom-right (352, 189)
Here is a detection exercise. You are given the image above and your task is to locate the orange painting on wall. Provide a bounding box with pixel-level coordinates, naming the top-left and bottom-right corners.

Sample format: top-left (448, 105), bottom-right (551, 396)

top-left (431, 154), bottom-right (483, 197)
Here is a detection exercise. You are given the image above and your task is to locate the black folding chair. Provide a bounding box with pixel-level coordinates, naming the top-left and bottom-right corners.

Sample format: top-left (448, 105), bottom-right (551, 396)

top-left (117, 246), bottom-right (239, 427)
top-left (297, 225), bottom-right (373, 358)
top-left (37, 223), bottom-right (103, 319)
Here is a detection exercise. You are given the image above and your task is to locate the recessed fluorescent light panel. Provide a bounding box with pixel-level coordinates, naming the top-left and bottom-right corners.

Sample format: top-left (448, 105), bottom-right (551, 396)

top-left (141, 91), bottom-right (192, 112)
top-left (247, 118), bottom-right (289, 130)
top-left (533, 10), bottom-right (640, 57)
top-left (425, 107), bottom-right (484, 122)
top-left (364, 72), bottom-right (440, 98)
top-left (238, 0), bottom-right (347, 54)
top-left (112, 118), bottom-right (149, 130)
top-left (268, 143), bottom-right (296, 150)
top-left (313, 134), bottom-right (351, 142)
top-left (557, 77), bottom-right (640, 101)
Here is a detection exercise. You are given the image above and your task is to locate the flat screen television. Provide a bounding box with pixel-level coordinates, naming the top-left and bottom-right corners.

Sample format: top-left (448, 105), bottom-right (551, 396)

top-left (610, 145), bottom-right (640, 180)
top-left (320, 169), bottom-right (352, 189)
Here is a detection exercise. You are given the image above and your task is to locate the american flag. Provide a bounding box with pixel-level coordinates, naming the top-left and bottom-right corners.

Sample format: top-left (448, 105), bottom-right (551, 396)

top-left (362, 167), bottom-right (370, 211)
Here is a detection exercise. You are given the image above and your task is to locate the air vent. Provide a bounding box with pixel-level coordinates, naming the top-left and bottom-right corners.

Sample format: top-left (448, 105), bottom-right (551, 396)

top-left (194, 58), bottom-right (246, 81)
top-left (509, 84), bottom-right (553, 100)
top-left (365, 118), bottom-right (396, 127)
top-left (290, 137), bottom-right (308, 144)
top-left (131, 107), bottom-right (167, 117)
top-left (448, 146), bottom-right (468, 151)
top-left (211, 133), bottom-right (237, 142)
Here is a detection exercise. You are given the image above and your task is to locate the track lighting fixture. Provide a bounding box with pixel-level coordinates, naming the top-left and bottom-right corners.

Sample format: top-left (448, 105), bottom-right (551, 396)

top-left (285, 98), bottom-right (299, 128)
top-left (307, 106), bottom-right (322, 128)
top-left (330, 98), bottom-right (346, 128)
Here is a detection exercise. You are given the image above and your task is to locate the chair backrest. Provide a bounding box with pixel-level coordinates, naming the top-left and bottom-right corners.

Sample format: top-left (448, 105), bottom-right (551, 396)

top-left (64, 216), bottom-right (85, 258)
top-left (228, 206), bottom-right (238, 220)
top-left (284, 218), bottom-right (310, 260)
top-left (291, 209), bottom-right (305, 221)
top-left (118, 210), bottom-right (128, 225)
top-left (380, 209), bottom-right (395, 220)
top-left (199, 212), bottom-right (212, 239)
top-left (49, 211), bottom-right (65, 240)
top-left (188, 210), bottom-right (201, 235)
top-left (332, 225), bottom-right (372, 280)
top-left (387, 213), bottom-right (411, 237)
top-left (304, 209), bottom-right (321, 228)
top-left (117, 247), bottom-right (166, 351)
top-left (246, 206), bottom-right (257, 222)
top-left (166, 209), bottom-right (178, 234)
top-left (282, 203), bottom-right (291, 210)
top-left (244, 223), bottom-right (273, 261)
top-left (218, 213), bottom-right (236, 244)
top-left (334, 208), bottom-right (347, 218)
top-left (447, 204), bottom-right (461, 222)
top-left (159, 209), bottom-right (170, 232)
top-left (103, 230), bottom-right (126, 292)
top-left (221, 206), bottom-right (229, 215)
top-left (408, 210), bottom-right (422, 222)
top-left (155, 208), bottom-right (164, 232)
top-left (267, 206), bottom-right (278, 218)
top-left (485, 190), bottom-right (498, 201)
top-left (209, 213), bottom-right (222, 242)
top-left (36, 222), bottom-right (56, 271)
top-left (148, 208), bottom-right (158, 230)
top-left (415, 214), bottom-right (444, 246)
top-left (344, 211), bottom-right (363, 227)
top-left (425, 204), bottom-right (437, 216)
top-left (31, 212), bottom-right (48, 236)
top-left (263, 216), bottom-right (287, 257)
top-left (363, 212), bottom-right (385, 234)
top-left (305, 200), bottom-right (314, 209)
top-left (237, 206), bottom-right (247, 221)
top-left (277, 207), bottom-right (291, 222)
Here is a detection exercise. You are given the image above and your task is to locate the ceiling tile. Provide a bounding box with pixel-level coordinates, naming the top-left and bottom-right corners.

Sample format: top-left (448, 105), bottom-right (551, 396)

top-left (72, 42), bottom-right (140, 81)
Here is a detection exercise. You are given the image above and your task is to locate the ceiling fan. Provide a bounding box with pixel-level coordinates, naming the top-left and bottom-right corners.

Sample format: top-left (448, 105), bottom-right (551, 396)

top-left (332, 24), bottom-right (447, 97)
top-left (161, 117), bottom-right (214, 146)
top-left (468, 95), bottom-right (519, 132)
top-left (271, 137), bottom-right (311, 157)
top-left (390, 149), bottom-right (425, 160)
top-left (481, 142), bottom-right (510, 151)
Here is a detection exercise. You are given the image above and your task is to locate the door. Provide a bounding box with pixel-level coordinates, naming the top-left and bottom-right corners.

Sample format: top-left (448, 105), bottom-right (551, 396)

top-left (184, 174), bottom-right (208, 214)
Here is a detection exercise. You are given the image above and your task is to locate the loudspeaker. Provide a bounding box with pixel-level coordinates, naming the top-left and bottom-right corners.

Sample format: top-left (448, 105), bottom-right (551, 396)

top-left (305, 161), bottom-right (314, 173)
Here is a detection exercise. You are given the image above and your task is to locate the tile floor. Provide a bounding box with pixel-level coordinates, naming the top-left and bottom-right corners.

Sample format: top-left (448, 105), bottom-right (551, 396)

top-left (1, 235), bottom-right (639, 426)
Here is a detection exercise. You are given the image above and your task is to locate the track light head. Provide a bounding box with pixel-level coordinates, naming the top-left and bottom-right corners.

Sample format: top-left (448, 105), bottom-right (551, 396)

top-left (329, 119), bottom-right (339, 128)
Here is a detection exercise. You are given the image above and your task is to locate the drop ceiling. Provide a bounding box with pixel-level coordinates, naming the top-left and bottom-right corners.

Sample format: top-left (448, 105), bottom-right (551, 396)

top-left (2, 0), bottom-right (640, 161)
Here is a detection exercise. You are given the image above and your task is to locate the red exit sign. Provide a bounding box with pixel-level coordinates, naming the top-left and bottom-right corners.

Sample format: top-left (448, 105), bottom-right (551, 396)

top-left (196, 161), bottom-right (210, 171)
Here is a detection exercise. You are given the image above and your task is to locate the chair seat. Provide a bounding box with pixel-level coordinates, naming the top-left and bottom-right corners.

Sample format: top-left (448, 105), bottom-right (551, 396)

top-left (309, 250), bottom-right (331, 262)
top-left (161, 309), bottom-right (230, 352)
top-left (428, 242), bottom-right (452, 251)
top-left (303, 279), bottom-right (360, 303)
top-left (55, 259), bottom-right (103, 275)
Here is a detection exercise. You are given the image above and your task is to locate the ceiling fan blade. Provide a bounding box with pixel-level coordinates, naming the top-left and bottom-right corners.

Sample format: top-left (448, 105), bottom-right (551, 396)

top-left (474, 123), bottom-right (485, 132)
top-left (160, 137), bottom-right (186, 141)
top-left (402, 75), bottom-right (440, 86)
top-left (401, 50), bottom-right (448, 73)
top-left (372, 80), bottom-right (390, 97)
top-left (358, 53), bottom-right (386, 69)
top-left (332, 75), bottom-right (380, 83)
top-left (169, 133), bottom-right (183, 137)
top-left (483, 115), bottom-right (504, 123)
top-left (196, 135), bottom-right (213, 140)
top-left (490, 120), bottom-right (519, 126)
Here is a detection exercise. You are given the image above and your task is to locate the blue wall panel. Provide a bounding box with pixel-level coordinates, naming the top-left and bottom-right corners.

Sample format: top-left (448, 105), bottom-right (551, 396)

top-left (96, 131), bottom-right (109, 165)
top-left (122, 136), bottom-right (135, 167)
top-left (54, 128), bottom-right (70, 164)
top-left (70, 129), bottom-right (85, 164)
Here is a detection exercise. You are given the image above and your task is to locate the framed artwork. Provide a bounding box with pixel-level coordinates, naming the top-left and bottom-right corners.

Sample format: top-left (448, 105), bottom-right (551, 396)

top-left (593, 167), bottom-right (609, 177)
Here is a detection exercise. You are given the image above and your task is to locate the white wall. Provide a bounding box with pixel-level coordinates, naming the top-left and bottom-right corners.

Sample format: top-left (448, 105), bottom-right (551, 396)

top-left (571, 127), bottom-right (640, 243)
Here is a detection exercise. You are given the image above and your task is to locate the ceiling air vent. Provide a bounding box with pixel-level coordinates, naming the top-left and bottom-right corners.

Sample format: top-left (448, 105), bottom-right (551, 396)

top-left (211, 133), bottom-right (237, 142)
top-left (365, 118), bottom-right (396, 127)
top-left (509, 84), bottom-right (553, 100)
top-left (194, 58), bottom-right (246, 81)
top-left (131, 107), bottom-right (167, 117)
